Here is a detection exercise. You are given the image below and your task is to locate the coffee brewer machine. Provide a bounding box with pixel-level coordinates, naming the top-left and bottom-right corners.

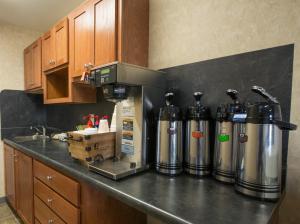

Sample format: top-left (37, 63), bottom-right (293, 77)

top-left (88, 62), bottom-right (165, 180)
top-left (235, 86), bottom-right (297, 200)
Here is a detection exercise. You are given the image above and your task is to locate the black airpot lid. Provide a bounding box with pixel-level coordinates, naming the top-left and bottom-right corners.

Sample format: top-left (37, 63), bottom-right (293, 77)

top-left (159, 105), bottom-right (182, 121)
top-left (246, 102), bottom-right (282, 124)
top-left (187, 105), bottom-right (210, 120)
top-left (216, 103), bottom-right (246, 122)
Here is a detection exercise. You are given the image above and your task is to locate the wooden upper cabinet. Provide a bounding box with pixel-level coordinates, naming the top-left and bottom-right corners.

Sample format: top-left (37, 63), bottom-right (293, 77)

top-left (118, 0), bottom-right (149, 67)
top-left (69, 4), bottom-right (94, 78)
top-left (24, 38), bottom-right (42, 92)
top-left (42, 17), bottom-right (69, 72)
top-left (68, 0), bottom-right (149, 78)
top-left (24, 46), bottom-right (33, 90)
top-left (94, 0), bottom-right (117, 66)
top-left (4, 144), bottom-right (16, 210)
top-left (54, 18), bottom-right (69, 66)
top-left (32, 40), bottom-right (42, 88)
top-left (42, 31), bottom-right (54, 71)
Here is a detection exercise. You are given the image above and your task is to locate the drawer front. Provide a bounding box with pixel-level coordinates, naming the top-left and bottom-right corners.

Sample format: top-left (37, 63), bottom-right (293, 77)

top-left (34, 178), bottom-right (80, 224)
top-left (33, 160), bottom-right (80, 206)
top-left (34, 196), bottom-right (65, 224)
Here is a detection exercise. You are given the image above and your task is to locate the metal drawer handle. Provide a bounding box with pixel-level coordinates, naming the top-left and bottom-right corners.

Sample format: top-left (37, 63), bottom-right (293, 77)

top-left (48, 219), bottom-right (54, 224)
top-left (46, 175), bottom-right (53, 181)
top-left (47, 198), bottom-right (53, 204)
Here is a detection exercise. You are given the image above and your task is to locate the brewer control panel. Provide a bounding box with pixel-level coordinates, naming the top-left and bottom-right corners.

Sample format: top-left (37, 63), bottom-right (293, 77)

top-left (90, 63), bottom-right (118, 87)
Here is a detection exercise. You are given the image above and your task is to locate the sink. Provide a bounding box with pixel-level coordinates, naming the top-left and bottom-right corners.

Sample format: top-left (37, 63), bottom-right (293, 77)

top-left (13, 135), bottom-right (49, 142)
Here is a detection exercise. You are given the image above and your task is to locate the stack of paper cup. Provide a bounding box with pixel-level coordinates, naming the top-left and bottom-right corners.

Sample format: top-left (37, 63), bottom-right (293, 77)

top-left (110, 105), bottom-right (117, 132)
top-left (98, 116), bottom-right (110, 133)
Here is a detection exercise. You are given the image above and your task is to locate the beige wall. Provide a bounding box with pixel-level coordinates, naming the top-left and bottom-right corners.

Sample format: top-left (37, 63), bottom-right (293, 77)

top-left (0, 1), bottom-right (299, 222)
top-left (0, 22), bottom-right (41, 197)
top-left (149, 0), bottom-right (300, 223)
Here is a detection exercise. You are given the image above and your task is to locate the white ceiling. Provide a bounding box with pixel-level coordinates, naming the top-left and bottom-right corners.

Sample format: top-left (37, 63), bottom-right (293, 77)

top-left (0, 0), bottom-right (85, 31)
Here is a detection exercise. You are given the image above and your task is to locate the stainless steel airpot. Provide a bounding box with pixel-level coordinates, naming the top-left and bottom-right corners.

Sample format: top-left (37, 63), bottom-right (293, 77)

top-left (156, 92), bottom-right (183, 176)
top-left (185, 92), bottom-right (211, 176)
top-left (213, 89), bottom-right (245, 183)
top-left (235, 86), bottom-right (297, 200)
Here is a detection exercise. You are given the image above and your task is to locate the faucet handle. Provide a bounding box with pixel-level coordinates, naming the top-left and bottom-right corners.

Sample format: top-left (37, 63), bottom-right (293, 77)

top-left (30, 125), bottom-right (47, 136)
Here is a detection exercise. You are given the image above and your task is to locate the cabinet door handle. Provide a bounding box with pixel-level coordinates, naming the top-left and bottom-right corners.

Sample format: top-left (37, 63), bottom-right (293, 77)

top-left (46, 175), bottom-right (53, 181)
top-left (84, 63), bottom-right (93, 69)
top-left (48, 219), bottom-right (54, 224)
top-left (49, 59), bottom-right (56, 65)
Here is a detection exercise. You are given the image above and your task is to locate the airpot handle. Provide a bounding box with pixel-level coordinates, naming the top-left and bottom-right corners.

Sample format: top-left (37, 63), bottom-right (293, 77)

top-left (251, 86), bottom-right (279, 104)
top-left (193, 92), bottom-right (203, 106)
top-left (226, 89), bottom-right (239, 104)
top-left (273, 120), bottom-right (297, 131)
top-left (165, 92), bottom-right (174, 106)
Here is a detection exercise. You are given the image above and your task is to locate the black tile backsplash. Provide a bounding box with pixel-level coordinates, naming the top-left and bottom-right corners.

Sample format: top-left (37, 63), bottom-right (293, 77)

top-left (0, 89), bottom-right (115, 138)
top-left (0, 90), bottom-right (46, 128)
top-left (46, 89), bottom-right (115, 131)
top-left (163, 44), bottom-right (293, 118)
top-left (0, 90), bottom-right (46, 138)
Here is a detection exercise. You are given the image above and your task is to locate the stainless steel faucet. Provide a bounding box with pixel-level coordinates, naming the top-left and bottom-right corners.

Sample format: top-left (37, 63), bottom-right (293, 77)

top-left (30, 125), bottom-right (46, 137)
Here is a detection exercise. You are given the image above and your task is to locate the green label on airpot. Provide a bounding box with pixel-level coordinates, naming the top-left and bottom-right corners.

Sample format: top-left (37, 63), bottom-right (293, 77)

top-left (218, 134), bottom-right (230, 142)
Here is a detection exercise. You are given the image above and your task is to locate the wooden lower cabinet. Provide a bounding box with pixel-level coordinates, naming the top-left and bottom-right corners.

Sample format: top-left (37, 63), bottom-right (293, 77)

top-left (34, 196), bottom-right (65, 224)
top-left (35, 219), bottom-right (42, 224)
top-left (4, 144), bottom-right (34, 223)
top-left (81, 182), bottom-right (147, 224)
top-left (33, 160), bottom-right (80, 207)
top-left (15, 150), bottom-right (34, 224)
top-left (4, 144), bottom-right (16, 210)
top-left (34, 178), bottom-right (80, 224)
top-left (4, 144), bottom-right (147, 224)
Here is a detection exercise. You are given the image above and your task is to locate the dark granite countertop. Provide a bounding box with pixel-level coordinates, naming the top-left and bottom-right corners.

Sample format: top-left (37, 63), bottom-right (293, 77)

top-left (4, 138), bottom-right (277, 224)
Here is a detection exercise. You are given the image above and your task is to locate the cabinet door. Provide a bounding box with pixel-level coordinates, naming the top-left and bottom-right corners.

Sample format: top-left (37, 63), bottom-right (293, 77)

top-left (4, 145), bottom-right (16, 210)
top-left (42, 31), bottom-right (54, 71)
top-left (31, 39), bottom-right (42, 89)
top-left (94, 0), bottom-right (117, 66)
top-left (69, 4), bottom-right (94, 77)
top-left (24, 46), bottom-right (33, 90)
top-left (15, 151), bottom-right (33, 224)
top-left (81, 182), bottom-right (147, 224)
top-left (54, 18), bottom-right (69, 67)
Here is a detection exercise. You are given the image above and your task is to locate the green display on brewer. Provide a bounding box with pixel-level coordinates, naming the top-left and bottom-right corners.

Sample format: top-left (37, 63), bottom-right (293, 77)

top-left (218, 134), bottom-right (230, 142)
top-left (101, 68), bottom-right (110, 75)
